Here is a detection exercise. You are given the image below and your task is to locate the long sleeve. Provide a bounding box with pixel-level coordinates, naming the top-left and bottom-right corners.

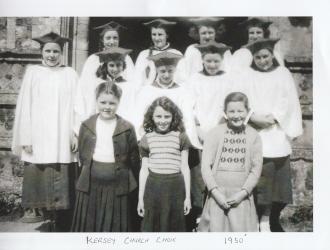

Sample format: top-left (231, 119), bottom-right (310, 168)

top-left (11, 66), bottom-right (34, 156)
top-left (128, 127), bottom-right (141, 182)
top-left (122, 54), bottom-right (135, 82)
top-left (272, 68), bottom-right (303, 138)
top-left (241, 132), bottom-right (263, 194)
top-left (201, 129), bottom-right (220, 191)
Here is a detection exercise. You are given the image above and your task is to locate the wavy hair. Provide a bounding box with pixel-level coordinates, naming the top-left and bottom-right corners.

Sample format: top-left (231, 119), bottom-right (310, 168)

top-left (143, 96), bottom-right (185, 133)
top-left (95, 60), bottom-right (127, 80)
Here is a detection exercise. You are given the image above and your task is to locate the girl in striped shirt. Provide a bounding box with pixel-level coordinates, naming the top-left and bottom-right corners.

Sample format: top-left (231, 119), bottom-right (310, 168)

top-left (137, 96), bottom-right (192, 232)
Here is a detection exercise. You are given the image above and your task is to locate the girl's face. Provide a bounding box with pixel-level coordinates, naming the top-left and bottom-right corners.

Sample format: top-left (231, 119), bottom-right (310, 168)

top-left (97, 93), bottom-right (119, 120)
top-left (107, 60), bottom-right (124, 79)
top-left (103, 30), bottom-right (119, 49)
top-left (248, 26), bottom-right (264, 43)
top-left (198, 26), bottom-right (216, 45)
top-left (151, 27), bottom-right (167, 49)
top-left (253, 48), bottom-right (274, 71)
top-left (42, 42), bottom-right (62, 67)
top-left (152, 106), bottom-right (173, 133)
top-left (225, 101), bottom-right (248, 128)
top-left (156, 65), bottom-right (176, 85)
top-left (202, 53), bottom-right (222, 75)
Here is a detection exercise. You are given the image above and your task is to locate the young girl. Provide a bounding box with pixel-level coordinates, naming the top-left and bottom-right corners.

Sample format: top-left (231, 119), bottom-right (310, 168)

top-left (82, 47), bottom-right (137, 123)
top-left (71, 82), bottom-right (140, 232)
top-left (198, 92), bottom-right (262, 232)
top-left (137, 97), bottom-right (191, 232)
top-left (230, 17), bottom-right (284, 72)
top-left (11, 32), bottom-right (84, 231)
top-left (183, 17), bottom-right (232, 78)
top-left (134, 18), bottom-right (186, 86)
top-left (244, 38), bottom-right (303, 232)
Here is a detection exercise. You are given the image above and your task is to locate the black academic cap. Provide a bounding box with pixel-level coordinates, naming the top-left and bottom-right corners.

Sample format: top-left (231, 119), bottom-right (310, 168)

top-left (95, 47), bottom-right (132, 63)
top-left (148, 51), bottom-right (183, 67)
top-left (93, 21), bottom-right (127, 31)
top-left (244, 38), bottom-right (280, 54)
top-left (239, 17), bottom-right (272, 29)
top-left (32, 32), bottom-right (70, 47)
top-left (195, 41), bottom-right (232, 55)
top-left (189, 17), bottom-right (224, 27)
top-left (143, 18), bottom-right (176, 29)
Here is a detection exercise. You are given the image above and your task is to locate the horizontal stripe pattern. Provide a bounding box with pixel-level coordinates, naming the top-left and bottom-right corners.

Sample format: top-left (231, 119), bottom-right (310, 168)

top-left (146, 131), bottom-right (182, 172)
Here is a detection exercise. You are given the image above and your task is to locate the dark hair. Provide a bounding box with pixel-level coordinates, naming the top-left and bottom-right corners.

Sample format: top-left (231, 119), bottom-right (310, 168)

top-left (246, 24), bottom-right (270, 39)
top-left (143, 96), bottom-right (185, 133)
top-left (224, 92), bottom-right (249, 112)
top-left (96, 60), bottom-right (127, 80)
top-left (98, 28), bottom-right (120, 50)
top-left (95, 81), bottom-right (122, 100)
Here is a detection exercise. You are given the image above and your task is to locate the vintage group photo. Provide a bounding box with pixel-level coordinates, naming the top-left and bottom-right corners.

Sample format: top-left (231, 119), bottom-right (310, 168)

top-left (0, 16), bottom-right (313, 233)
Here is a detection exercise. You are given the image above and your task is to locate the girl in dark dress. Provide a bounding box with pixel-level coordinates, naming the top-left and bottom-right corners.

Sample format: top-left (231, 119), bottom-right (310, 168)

top-left (71, 82), bottom-right (140, 232)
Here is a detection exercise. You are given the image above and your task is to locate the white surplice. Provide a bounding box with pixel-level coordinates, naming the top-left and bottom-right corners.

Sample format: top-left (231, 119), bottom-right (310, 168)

top-left (187, 71), bottom-right (237, 141)
top-left (134, 47), bottom-right (187, 87)
top-left (12, 65), bottom-right (85, 164)
top-left (79, 53), bottom-right (135, 116)
top-left (183, 44), bottom-right (232, 81)
top-left (243, 66), bottom-right (303, 157)
top-left (135, 82), bottom-right (199, 148)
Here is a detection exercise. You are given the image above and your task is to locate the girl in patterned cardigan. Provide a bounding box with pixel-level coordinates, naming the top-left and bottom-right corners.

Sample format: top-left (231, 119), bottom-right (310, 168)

top-left (137, 96), bottom-right (192, 232)
top-left (198, 92), bottom-right (263, 232)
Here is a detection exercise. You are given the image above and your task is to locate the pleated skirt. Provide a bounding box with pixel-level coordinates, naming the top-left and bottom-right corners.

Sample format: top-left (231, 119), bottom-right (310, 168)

top-left (22, 162), bottom-right (77, 210)
top-left (141, 170), bottom-right (186, 232)
top-left (71, 161), bottom-right (131, 232)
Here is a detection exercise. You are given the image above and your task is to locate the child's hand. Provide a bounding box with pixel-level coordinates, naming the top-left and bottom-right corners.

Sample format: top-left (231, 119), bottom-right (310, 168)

top-left (71, 136), bottom-right (78, 152)
top-left (137, 200), bottom-right (144, 217)
top-left (211, 188), bottom-right (230, 210)
top-left (184, 198), bottom-right (192, 215)
top-left (227, 190), bottom-right (247, 207)
top-left (22, 145), bottom-right (33, 154)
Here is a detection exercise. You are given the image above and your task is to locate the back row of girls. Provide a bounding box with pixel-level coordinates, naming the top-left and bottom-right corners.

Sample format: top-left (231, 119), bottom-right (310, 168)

top-left (12, 17), bottom-right (303, 232)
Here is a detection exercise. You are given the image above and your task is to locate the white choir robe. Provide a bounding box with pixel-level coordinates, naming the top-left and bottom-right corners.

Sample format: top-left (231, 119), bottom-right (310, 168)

top-left (79, 53), bottom-right (135, 116)
top-left (135, 83), bottom-right (200, 148)
top-left (134, 48), bottom-right (187, 87)
top-left (183, 44), bottom-right (232, 81)
top-left (242, 66), bottom-right (303, 157)
top-left (12, 65), bottom-right (85, 164)
top-left (187, 71), bottom-right (239, 146)
top-left (230, 42), bottom-right (284, 73)
top-left (82, 76), bottom-right (138, 126)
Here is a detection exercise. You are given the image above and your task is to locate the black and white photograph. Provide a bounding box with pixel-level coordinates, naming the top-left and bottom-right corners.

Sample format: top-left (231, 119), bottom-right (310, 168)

top-left (0, 0), bottom-right (328, 249)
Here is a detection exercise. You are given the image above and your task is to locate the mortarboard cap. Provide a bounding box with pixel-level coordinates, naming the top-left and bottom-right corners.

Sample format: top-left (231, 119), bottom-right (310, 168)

top-left (244, 38), bottom-right (280, 54)
top-left (32, 32), bottom-right (70, 47)
top-left (196, 41), bottom-right (232, 55)
top-left (95, 47), bottom-right (132, 63)
top-left (143, 18), bottom-right (176, 29)
top-left (148, 51), bottom-right (183, 67)
top-left (239, 17), bottom-right (272, 29)
top-left (189, 17), bottom-right (224, 27)
top-left (93, 21), bottom-right (127, 31)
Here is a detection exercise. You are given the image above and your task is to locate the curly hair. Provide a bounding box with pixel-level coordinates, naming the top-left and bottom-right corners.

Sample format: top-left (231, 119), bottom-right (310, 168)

top-left (143, 96), bottom-right (185, 133)
top-left (96, 60), bottom-right (127, 80)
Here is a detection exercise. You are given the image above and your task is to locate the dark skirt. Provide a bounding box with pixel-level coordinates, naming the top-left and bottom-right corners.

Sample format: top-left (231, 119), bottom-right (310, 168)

top-left (71, 161), bottom-right (131, 232)
top-left (21, 162), bottom-right (77, 210)
top-left (255, 156), bottom-right (293, 205)
top-left (142, 170), bottom-right (186, 232)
